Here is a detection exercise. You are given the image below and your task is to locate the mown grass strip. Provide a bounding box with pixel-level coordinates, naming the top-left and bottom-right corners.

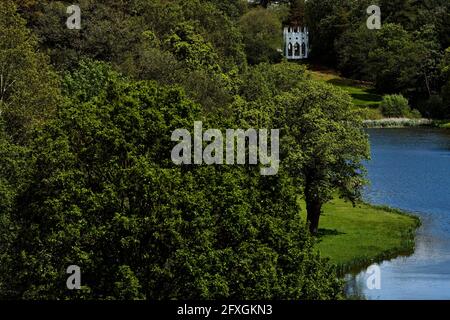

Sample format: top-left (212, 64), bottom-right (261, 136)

top-left (300, 198), bottom-right (420, 275)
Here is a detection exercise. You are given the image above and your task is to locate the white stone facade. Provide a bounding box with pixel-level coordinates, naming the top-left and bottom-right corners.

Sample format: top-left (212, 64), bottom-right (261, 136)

top-left (283, 26), bottom-right (309, 60)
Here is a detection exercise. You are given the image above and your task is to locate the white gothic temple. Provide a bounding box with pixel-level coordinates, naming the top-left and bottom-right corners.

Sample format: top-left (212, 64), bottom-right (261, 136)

top-left (283, 26), bottom-right (309, 60)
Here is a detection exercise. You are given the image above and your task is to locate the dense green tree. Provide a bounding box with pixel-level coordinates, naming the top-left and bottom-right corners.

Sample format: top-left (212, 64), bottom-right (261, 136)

top-left (19, 0), bottom-right (142, 70)
top-left (336, 25), bottom-right (377, 80)
top-left (379, 0), bottom-right (419, 30)
top-left (23, 0), bottom-right (244, 112)
top-left (434, 3), bottom-right (450, 50)
top-left (0, 0), bottom-right (61, 144)
top-left (274, 81), bottom-right (370, 234)
top-left (118, 28), bottom-right (235, 112)
top-left (205, 0), bottom-right (248, 19)
top-left (239, 7), bottom-right (283, 65)
top-left (440, 48), bottom-right (450, 118)
top-left (238, 62), bottom-right (308, 102)
top-left (338, 22), bottom-right (442, 102)
top-left (3, 0), bottom-right (438, 301)
top-left (305, 0), bottom-right (356, 65)
top-left (0, 126), bottom-right (30, 295)
top-left (368, 24), bottom-right (442, 96)
top-left (165, 22), bottom-right (222, 73)
top-left (288, 0), bottom-right (306, 25)
top-left (117, 31), bottom-right (182, 86)
top-left (174, 0), bottom-right (247, 71)
top-left (0, 61), bottom-right (343, 299)
top-left (380, 94), bottom-right (416, 118)
top-left (18, 0), bottom-right (246, 73)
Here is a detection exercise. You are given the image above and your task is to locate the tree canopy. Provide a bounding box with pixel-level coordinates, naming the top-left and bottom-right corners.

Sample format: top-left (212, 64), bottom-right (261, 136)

top-left (0, 0), bottom-right (392, 300)
top-left (0, 60), bottom-right (344, 299)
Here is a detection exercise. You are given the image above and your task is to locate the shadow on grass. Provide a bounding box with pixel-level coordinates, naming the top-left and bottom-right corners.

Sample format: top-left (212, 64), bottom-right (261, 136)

top-left (351, 93), bottom-right (383, 103)
top-left (325, 78), bottom-right (382, 105)
top-left (327, 78), bottom-right (364, 87)
top-left (317, 228), bottom-right (346, 238)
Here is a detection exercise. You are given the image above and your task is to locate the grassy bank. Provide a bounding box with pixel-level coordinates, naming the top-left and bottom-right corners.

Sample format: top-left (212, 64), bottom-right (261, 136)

top-left (308, 69), bottom-right (433, 124)
top-left (308, 69), bottom-right (384, 120)
top-left (301, 198), bottom-right (421, 275)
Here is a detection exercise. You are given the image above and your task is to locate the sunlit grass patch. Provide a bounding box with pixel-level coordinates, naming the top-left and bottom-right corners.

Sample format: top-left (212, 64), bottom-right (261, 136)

top-left (300, 197), bottom-right (420, 274)
top-left (308, 70), bottom-right (383, 119)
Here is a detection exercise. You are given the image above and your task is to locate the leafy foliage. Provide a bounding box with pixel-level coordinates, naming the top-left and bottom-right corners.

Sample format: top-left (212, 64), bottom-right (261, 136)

top-left (274, 81), bottom-right (370, 234)
top-left (381, 94), bottom-right (413, 118)
top-left (0, 0), bottom-right (61, 144)
top-left (0, 0), bottom-right (380, 300)
top-left (440, 48), bottom-right (450, 118)
top-left (239, 7), bottom-right (283, 65)
top-left (0, 61), bottom-right (343, 299)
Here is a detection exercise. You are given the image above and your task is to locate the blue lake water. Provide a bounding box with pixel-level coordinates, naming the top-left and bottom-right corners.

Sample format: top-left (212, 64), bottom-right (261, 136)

top-left (346, 128), bottom-right (450, 300)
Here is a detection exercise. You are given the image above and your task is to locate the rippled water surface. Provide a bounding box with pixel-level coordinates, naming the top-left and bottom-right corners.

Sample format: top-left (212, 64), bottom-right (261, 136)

top-left (347, 128), bottom-right (450, 300)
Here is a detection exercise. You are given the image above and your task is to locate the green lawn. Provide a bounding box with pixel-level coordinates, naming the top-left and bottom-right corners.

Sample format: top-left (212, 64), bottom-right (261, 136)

top-left (308, 70), bottom-right (384, 120)
top-left (301, 198), bottom-right (420, 273)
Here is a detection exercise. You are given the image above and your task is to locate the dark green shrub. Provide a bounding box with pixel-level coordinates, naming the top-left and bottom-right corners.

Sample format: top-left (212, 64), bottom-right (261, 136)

top-left (381, 94), bottom-right (411, 117)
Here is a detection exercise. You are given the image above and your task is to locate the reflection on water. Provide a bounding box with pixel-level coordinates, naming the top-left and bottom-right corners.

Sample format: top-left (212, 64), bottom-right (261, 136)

top-left (349, 128), bottom-right (450, 300)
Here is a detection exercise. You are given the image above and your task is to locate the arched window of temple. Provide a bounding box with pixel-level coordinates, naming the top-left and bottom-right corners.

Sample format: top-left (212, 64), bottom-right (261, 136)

top-left (294, 43), bottom-right (300, 57)
top-left (288, 43), bottom-right (293, 57)
top-left (301, 42), bottom-right (306, 57)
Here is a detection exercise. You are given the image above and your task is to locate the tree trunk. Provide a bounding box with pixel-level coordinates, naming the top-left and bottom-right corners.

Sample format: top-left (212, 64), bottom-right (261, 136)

top-left (306, 197), bottom-right (321, 235)
top-left (424, 71), bottom-right (431, 97)
top-left (304, 170), bottom-right (322, 236)
top-left (260, 0), bottom-right (270, 8)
